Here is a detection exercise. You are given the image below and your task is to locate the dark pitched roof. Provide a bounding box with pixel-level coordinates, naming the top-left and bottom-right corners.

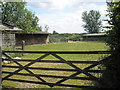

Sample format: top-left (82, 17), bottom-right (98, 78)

top-left (33, 31), bottom-right (50, 34)
top-left (82, 33), bottom-right (107, 37)
top-left (0, 22), bottom-right (22, 31)
top-left (15, 31), bottom-right (50, 35)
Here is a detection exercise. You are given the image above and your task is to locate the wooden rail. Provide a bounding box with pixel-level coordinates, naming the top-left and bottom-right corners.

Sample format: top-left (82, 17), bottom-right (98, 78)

top-left (1, 50), bottom-right (113, 88)
top-left (2, 50), bottom-right (113, 54)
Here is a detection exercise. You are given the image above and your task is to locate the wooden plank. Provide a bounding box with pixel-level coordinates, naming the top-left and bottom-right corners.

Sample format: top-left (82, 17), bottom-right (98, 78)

top-left (51, 54), bottom-right (82, 71)
top-left (51, 54), bottom-right (98, 87)
top-left (50, 72), bottom-right (83, 87)
top-left (4, 53), bottom-right (48, 83)
top-left (3, 53), bottom-right (49, 84)
top-left (2, 53), bottom-right (50, 82)
top-left (2, 53), bottom-right (27, 80)
top-left (3, 65), bottom-right (76, 71)
top-left (3, 59), bottom-right (98, 64)
top-left (2, 50), bottom-right (113, 54)
top-left (21, 40), bottom-right (25, 51)
top-left (2, 66), bottom-right (104, 73)
top-left (22, 53), bottom-right (50, 68)
top-left (1, 50), bottom-right (112, 88)
top-left (23, 66), bottom-right (48, 83)
top-left (4, 78), bottom-right (97, 88)
top-left (83, 55), bottom-right (112, 71)
top-left (2, 71), bottom-right (99, 80)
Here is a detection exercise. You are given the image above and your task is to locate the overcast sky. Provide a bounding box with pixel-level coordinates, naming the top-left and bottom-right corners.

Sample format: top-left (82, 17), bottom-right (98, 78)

top-left (26, 0), bottom-right (108, 33)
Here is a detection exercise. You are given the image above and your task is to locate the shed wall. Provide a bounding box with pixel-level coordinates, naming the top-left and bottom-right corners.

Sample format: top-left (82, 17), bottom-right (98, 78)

top-left (16, 34), bottom-right (49, 46)
top-left (2, 33), bottom-right (15, 47)
top-left (82, 35), bottom-right (107, 41)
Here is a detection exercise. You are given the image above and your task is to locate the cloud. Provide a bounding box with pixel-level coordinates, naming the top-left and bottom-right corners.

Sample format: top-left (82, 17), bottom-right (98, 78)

top-left (26, 0), bottom-right (79, 10)
top-left (26, 0), bottom-right (106, 10)
top-left (37, 9), bottom-right (86, 33)
top-left (26, 0), bottom-right (107, 33)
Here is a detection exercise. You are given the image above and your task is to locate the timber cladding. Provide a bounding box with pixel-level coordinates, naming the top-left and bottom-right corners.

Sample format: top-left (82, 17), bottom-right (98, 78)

top-left (15, 33), bottom-right (49, 46)
top-left (82, 33), bottom-right (107, 41)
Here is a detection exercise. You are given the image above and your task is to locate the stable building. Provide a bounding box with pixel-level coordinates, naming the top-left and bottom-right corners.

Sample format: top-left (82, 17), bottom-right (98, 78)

top-left (0, 23), bottom-right (49, 47)
top-left (15, 32), bottom-right (49, 46)
top-left (0, 22), bottom-right (22, 47)
top-left (82, 33), bottom-right (107, 41)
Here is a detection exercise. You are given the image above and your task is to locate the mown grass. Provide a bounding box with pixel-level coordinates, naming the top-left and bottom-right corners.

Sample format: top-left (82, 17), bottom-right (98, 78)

top-left (25, 41), bottom-right (108, 51)
top-left (2, 41), bottom-right (109, 89)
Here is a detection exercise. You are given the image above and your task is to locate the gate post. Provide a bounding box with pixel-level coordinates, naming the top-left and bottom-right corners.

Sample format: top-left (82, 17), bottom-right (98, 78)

top-left (0, 46), bottom-right (2, 89)
top-left (22, 40), bottom-right (25, 51)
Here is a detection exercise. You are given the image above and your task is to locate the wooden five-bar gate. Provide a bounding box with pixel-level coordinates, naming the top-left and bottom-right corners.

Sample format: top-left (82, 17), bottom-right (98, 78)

top-left (0, 50), bottom-right (113, 88)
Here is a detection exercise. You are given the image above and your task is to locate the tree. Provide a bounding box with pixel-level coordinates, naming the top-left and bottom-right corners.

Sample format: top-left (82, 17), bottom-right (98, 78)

top-left (1, 2), bottom-right (41, 33)
top-left (2, 2), bottom-right (24, 25)
top-left (98, 1), bottom-right (120, 88)
top-left (53, 30), bottom-right (58, 34)
top-left (44, 25), bottom-right (49, 32)
top-left (82, 10), bottom-right (102, 33)
top-left (106, 2), bottom-right (120, 51)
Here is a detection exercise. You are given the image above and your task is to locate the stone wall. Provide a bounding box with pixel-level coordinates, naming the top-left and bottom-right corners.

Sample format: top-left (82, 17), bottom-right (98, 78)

top-left (2, 32), bottom-right (15, 47)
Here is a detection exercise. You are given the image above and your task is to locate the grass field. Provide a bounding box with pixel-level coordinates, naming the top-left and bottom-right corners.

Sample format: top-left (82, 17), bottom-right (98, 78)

top-left (25, 41), bottom-right (108, 51)
top-left (2, 41), bottom-right (109, 89)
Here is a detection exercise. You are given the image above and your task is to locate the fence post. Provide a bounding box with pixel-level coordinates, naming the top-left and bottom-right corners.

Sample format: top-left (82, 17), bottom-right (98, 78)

top-left (22, 40), bottom-right (25, 51)
top-left (0, 46), bottom-right (2, 89)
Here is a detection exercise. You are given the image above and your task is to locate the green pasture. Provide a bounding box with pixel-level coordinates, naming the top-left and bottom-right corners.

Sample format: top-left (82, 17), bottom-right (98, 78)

top-left (25, 41), bottom-right (108, 51)
top-left (2, 41), bottom-right (109, 89)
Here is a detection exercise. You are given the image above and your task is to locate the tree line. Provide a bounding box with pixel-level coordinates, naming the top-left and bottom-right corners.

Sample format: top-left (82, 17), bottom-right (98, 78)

top-left (0, 2), bottom-right (41, 33)
top-left (49, 32), bottom-right (86, 43)
top-left (0, 1), bottom-right (103, 34)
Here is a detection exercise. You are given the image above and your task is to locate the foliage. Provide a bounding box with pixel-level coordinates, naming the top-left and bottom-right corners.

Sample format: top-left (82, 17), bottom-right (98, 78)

top-left (49, 33), bottom-right (84, 43)
top-left (49, 34), bottom-right (67, 43)
top-left (68, 35), bottom-right (81, 41)
top-left (82, 10), bottom-right (102, 33)
top-left (39, 25), bottom-right (49, 32)
top-left (44, 25), bottom-right (49, 32)
top-left (1, 2), bottom-right (41, 33)
top-left (52, 30), bottom-right (58, 34)
top-left (98, 1), bottom-right (120, 88)
top-left (106, 2), bottom-right (120, 51)
top-left (0, 2), bottom-right (2, 21)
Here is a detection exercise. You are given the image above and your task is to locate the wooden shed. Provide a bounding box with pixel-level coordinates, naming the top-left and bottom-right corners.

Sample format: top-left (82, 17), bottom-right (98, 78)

top-left (15, 32), bottom-right (49, 46)
top-left (0, 22), bottom-right (22, 47)
top-left (82, 33), bottom-right (107, 41)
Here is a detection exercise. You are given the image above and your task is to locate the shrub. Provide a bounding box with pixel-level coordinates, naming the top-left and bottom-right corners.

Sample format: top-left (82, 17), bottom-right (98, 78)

top-left (98, 1), bottom-right (120, 88)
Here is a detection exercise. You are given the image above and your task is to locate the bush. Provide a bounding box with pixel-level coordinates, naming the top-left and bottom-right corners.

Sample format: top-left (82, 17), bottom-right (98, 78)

top-left (98, 2), bottom-right (120, 88)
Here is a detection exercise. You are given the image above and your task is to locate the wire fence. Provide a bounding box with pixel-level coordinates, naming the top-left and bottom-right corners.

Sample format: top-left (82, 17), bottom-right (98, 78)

top-left (49, 34), bottom-right (107, 43)
top-left (49, 34), bottom-right (82, 43)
